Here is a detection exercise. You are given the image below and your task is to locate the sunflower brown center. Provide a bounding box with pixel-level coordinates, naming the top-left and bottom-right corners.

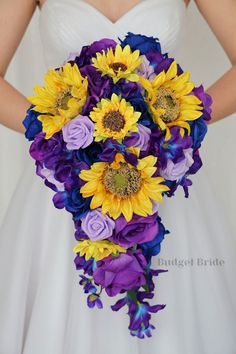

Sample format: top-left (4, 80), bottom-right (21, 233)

top-left (103, 163), bottom-right (142, 198)
top-left (153, 87), bottom-right (180, 123)
top-left (103, 111), bottom-right (125, 132)
top-left (55, 89), bottom-right (72, 111)
top-left (109, 62), bottom-right (127, 73)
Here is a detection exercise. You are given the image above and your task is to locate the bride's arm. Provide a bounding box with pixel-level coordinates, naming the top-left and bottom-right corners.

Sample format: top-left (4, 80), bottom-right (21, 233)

top-left (195, 0), bottom-right (236, 124)
top-left (0, 0), bottom-right (37, 134)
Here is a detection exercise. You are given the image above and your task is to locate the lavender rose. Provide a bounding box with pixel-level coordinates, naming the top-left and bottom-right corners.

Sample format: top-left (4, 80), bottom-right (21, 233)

top-left (93, 250), bottom-right (147, 296)
top-left (110, 213), bottom-right (159, 248)
top-left (124, 124), bottom-right (151, 151)
top-left (137, 56), bottom-right (155, 80)
top-left (62, 115), bottom-right (94, 150)
top-left (81, 209), bottom-right (115, 241)
top-left (159, 148), bottom-right (194, 181)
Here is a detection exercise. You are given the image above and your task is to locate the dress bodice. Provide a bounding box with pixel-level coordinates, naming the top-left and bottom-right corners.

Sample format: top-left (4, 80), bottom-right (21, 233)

top-left (39, 0), bottom-right (187, 68)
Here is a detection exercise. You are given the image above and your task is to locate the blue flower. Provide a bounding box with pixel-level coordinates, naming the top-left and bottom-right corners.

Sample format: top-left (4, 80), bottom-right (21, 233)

top-left (128, 94), bottom-right (154, 128)
top-left (189, 117), bottom-right (208, 149)
top-left (76, 143), bottom-right (103, 166)
top-left (140, 216), bottom-right (170, 259)
top-left (53, 188), bottom-right (91, 217)
top-left (23, 105), bottom-right (42, 141)
top-left (119, 32), bottom-right (162, 55)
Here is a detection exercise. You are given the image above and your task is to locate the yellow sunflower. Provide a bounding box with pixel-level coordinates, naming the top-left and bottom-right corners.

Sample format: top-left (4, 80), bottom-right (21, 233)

top-left (89, 93), bottom-right (141, 142)
top-left (28, 63), bottom-right (88, 139)
top-left (139, 61), bottom-right (203, 140)
top-left (73, 239), bottom-right (126, 261)
top-left (79, 153), bottom-right (169, 222)
top-left (91, 44), bottom-right (143, 83)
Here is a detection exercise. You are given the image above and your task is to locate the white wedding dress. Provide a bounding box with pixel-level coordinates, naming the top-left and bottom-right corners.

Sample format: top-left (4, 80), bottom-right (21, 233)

top-left (0, 0), bottom-right (236, 353)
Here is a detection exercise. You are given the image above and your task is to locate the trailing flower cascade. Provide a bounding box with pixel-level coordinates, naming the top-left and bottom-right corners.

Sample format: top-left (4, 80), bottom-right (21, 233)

top-left (23, 32), bottom-right (212, 338)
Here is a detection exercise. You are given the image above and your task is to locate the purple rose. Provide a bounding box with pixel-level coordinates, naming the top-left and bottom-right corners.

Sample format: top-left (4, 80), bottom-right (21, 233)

top-left (94, 250), bottom-right (147, 296)
top-left (62, 115), bottom-right (94, 150)
top-left (110, 213), bottom-right (159, 248)
top-left (124, 124), bottom-right (151, 151)
top-left (159, 148), bottom-right (194, 181)
top-left (81, 209), bottom-right (115, 241)
top-left (30, 132), bottom-right (64, 163)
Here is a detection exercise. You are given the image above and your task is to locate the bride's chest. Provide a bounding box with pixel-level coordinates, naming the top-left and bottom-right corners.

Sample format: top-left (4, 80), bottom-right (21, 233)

top-left (39, 0), bottom-right (186, 67)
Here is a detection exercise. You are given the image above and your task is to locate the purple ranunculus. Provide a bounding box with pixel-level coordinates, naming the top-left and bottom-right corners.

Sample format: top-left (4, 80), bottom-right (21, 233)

top-left (93, 249), bottom-right (147, 297)
top-left (159, 148), bottom-right (194, 181)
top-left (110, 213), bottom-right (158, 248)
top-left (62, 115), bottom-right (94, 150)
top-left (124, 124), bottom-right (151, 151)
top-left (81, 209), bottom-right (115, 241)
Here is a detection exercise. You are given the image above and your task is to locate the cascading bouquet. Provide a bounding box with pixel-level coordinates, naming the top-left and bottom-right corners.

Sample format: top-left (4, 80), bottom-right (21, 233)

top-left (23, 32), bottom-right (212, 338)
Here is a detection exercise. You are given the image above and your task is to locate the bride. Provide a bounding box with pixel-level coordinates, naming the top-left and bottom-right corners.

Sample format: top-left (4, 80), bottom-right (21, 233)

top-left (0, 0), bottom-right (236, 353)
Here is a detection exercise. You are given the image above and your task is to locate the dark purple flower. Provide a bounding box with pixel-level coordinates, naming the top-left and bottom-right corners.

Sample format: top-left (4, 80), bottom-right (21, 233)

top-left (193, 85), bottom-right (212, 121)
top-left (110, 213), bottom-right (159, 248)
top-left (74, 255), bottom-right (95, 276)
top-left (112, 79), bottom-right (141, 99)
top-left (75, 38), bottom-right (117, 68)
top-left (80, 65), bottom-right (112, 112)
top-left (93, 250), bottom-right (147, 297)
top-left (30, 132), bottom-right (65, 166)
top-left (79, 275), bottom-right (97, 294)
top-left (98, 139), bottom-right (138, 166)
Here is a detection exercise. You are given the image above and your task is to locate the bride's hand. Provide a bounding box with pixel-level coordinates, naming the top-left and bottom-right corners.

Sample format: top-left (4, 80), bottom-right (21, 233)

top-left (0, 0), bottom-right (38, 134)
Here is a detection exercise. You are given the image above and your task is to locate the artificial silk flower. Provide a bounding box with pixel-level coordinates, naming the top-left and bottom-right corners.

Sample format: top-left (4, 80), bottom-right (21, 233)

top-left (28, 63), bottom-right (88, 139)
top-left (139, 61), bottom-right (203, 140)
top-left (91, 44), bottom-right (143, 83)
top-left (79, 153), bottom-right (169, 221)
top-left (24, 32), bottom-right (211, 339)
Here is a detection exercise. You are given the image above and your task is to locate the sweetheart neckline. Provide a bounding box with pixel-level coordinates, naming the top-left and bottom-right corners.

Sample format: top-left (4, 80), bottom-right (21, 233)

top-left (40, 0), bottom-right (187, 26)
